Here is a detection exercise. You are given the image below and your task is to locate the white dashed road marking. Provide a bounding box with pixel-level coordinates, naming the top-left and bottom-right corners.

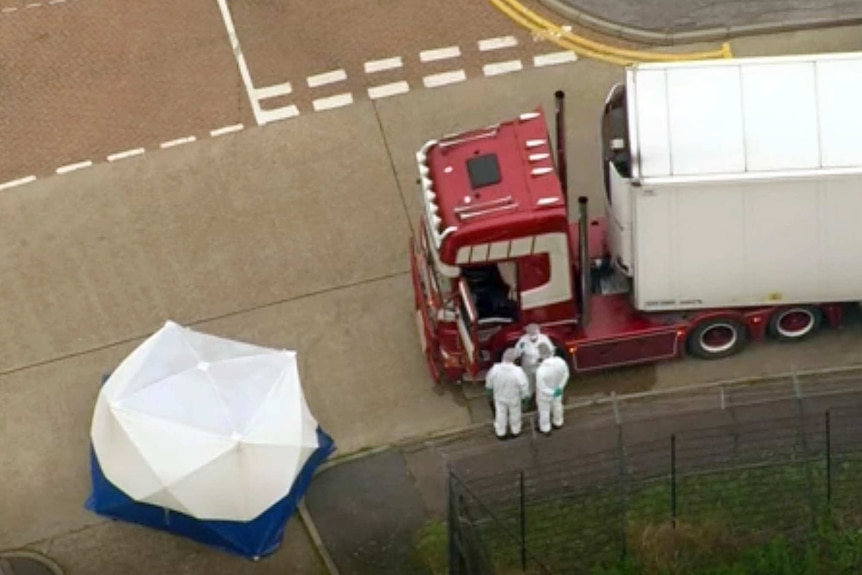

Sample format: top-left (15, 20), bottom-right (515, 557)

top-left (2, 0), bottom-right (72, 14)
top-left (483, 60), bottom-right (523, 76)
top-left (253, 82), bottom-right (297, 124)
top-left (533, 51), bottom-right (578, 67)
top-left (312, 93), bottom-right (353, 111)
top-left (420, 46), bottom-right (461, 63)
top-left (423, 70), bottom-right (467, 88)
top-left (368, 81), bottom-right (410, 100)
top-left (259, 106), bottom-right (300, 124)
top-left (0, 176), bottom-right (36, 191)
top-left (254, 82), bottom-right (292, 100)
top-left (210, 124), bottom-right (244, 137)
top-left (1, 37), bottom-right (586, 189)
top-left (364, 57), bottom-right (403, 74)
top-left (107, 148), bottom-right (145, 162)
top-left (307, 69), bottom-right (347, 88)
top-left (160, 136), bottom-right (196, 149)
top-left (478, 36), bottom-right (518, 51)
top-left (56, 161), bottom-right (92, 174)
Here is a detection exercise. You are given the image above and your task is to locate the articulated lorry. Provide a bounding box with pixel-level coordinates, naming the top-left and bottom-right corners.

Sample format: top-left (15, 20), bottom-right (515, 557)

top-left (410, 50), bottom-right (862, 383)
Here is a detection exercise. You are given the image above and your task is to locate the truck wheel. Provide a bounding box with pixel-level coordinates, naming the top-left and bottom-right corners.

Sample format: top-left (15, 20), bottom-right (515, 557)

top-left (768, 306), bottom-right (822, 342)
top-left (687, 318), bottom-right (748, 360)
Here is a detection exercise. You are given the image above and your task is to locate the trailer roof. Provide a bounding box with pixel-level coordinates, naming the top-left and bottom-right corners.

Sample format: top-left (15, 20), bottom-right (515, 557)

top-left (627, 51), bottom-right (862, 181)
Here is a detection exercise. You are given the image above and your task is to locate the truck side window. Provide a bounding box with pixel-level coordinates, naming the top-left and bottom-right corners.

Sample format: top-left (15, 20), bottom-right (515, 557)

top-left (601, 86), bottom-right (631, 204)
top-left (608, 108), bottom-right (630, 178)
top-left (517, 254), bottom-right (551, 292)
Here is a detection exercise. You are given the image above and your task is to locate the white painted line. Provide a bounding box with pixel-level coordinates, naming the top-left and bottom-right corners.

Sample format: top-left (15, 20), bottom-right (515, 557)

top-left (107, 148), bottom-right (145, 162)
top-left (420, 46), bottom-right (461, 63)
top-left (254, 82), bottom-right (292, 100)
top-left (259, 106), bottom-right (300, 124)
top-left (312, 93), bottom-right (354, 112)
top-left (1, 6), bottom-right (18, 12)
top-left (364, 56), bottom-right (403, 74)
top-left (210, 124), bottom-right (244, 137)
top-left (478, 36), bottom-right (518, 51)
top-left (368, 81), bottom-right (410, 100)
top-left (48, 0), bottom-right (67, 4)
top-left (160, 136), bottom-right (196, 149)
top-left (215, 0), bottom-right (264, 126)
top-left (0, 176), bottom-right (36, 191)
top-left (56, 161), bottom-right (93, 175)
top-left (483, 60), bottom-right (523, 76)
top-left (533, 51), bottom-right (578, 67)
top-left (423, 70), bottom-right (466, 88)
top-left (307, 69), bottom-right (347, 88)
top-left (26, 3), bottom-right (42, 8)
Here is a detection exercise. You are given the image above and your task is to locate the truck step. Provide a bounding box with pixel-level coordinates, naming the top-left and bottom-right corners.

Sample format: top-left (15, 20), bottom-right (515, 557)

top-left (599, 270), bottom-right (630, 296)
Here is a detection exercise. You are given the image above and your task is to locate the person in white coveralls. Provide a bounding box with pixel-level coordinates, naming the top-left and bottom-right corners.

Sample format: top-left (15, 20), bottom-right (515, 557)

top-left (514, 323), bottom-right (554, 399)
top-left (484, 348), bottom-right (530, 440)
top-left (534, 341), bottom-right (569, 435)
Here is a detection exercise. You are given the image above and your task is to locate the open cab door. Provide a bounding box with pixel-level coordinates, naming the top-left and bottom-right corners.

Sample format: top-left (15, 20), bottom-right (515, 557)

top-left (456, 279), bottom-right (480, 380)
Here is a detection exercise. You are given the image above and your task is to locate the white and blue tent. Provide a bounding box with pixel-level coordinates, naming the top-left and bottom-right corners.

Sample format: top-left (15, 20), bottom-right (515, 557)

top-left (85, 320), bottom-right (335, 559)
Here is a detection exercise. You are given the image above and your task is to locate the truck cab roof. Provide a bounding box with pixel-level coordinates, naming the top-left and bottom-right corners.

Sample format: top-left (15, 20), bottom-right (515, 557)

top-left (417, 108), bottom-right (568, 267)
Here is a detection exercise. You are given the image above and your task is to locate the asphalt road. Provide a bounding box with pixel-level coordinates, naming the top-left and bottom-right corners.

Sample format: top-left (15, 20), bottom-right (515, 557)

top-left (0, 0), bottom-right (248, 183)
top-left (0, 0), bottom-right (577, 185)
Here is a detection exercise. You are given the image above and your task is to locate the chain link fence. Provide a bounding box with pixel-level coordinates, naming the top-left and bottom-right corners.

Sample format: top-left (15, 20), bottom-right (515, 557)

top-left (447, 368), bottom-right (862, 574)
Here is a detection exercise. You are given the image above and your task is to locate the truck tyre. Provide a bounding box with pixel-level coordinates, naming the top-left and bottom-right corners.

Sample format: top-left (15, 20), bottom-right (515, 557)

top-left (768, 306), bottom-right (822, 342)
top-left (687, 318), bottom-right (748, 360)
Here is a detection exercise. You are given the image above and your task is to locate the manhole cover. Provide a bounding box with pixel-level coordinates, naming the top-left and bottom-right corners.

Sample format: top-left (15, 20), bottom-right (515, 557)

top-left (0, 551), bottom-right (63, 575)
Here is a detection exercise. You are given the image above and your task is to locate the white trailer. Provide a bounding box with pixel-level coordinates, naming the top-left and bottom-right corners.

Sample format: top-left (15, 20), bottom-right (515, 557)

top-left (603, 51), bottom-right (862, 312)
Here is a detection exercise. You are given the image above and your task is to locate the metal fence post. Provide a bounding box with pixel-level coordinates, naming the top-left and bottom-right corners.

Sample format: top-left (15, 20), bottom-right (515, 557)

top-left (520, 471), bottom-right (527, 572)
top-left (791, 370), bottom-right (817, 531)
top-left (448, 471), bottom-right (458, 575)
top-left (671, 434), bottom-right (677, 528)
top-left (612, 393), bottom-right (628, 559)
top-left (825, 410), bottom-right (832, 507)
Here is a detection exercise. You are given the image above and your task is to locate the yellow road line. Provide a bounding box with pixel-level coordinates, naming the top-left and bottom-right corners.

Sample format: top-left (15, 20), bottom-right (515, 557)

top-left (491, 0), bottom-right (733, 65)
top-left (489, 0), bottom-right (633, 65)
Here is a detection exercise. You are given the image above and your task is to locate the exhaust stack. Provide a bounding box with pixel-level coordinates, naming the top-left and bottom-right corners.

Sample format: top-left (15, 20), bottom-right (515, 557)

top-left (554, 90), bottom-right (568, 215)
top-left (578, 196), bottom-right (591, 327)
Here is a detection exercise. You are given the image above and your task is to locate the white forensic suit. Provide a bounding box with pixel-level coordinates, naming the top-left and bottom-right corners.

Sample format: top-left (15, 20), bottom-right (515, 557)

top-left (514, 332), bottom-right (554, 397)
top-left (535, 355), bottom-right (570, 433)
top-left (485, 361), bottom-right (530, 438)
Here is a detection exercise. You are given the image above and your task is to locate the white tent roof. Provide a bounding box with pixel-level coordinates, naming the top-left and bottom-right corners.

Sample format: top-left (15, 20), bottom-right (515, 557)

top-left (627, 51), bottom-right (862, 180)
top-left (91, 321), bottom-right (322, 521)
